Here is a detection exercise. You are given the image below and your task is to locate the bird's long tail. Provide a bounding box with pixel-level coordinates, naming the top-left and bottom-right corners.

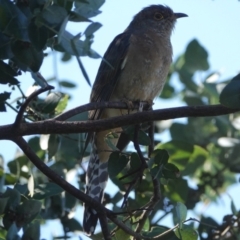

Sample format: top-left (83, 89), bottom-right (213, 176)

top-left (83, 133), bottom-right (109, 236)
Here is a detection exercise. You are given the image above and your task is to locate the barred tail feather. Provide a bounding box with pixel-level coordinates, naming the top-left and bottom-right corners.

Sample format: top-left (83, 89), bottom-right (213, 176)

top-left (83, 148), bottom-right (108, 235)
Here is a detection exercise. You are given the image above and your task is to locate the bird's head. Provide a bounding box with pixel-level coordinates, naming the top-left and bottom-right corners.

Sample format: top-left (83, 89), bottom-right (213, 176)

top-left (129, 5), bottom-right (187, 36)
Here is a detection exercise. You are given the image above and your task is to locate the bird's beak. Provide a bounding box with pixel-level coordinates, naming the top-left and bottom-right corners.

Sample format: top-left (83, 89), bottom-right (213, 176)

top-left (174, 13), bottom-right (188, 19)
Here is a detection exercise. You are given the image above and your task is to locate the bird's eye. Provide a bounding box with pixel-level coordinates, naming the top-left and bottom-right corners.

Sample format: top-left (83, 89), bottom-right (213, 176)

top-left (154, 12), bottom-right (163, 20)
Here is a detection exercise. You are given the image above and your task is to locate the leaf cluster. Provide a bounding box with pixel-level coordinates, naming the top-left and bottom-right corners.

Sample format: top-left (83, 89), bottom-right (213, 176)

top-left (0, 0), bottom-right (104, 110)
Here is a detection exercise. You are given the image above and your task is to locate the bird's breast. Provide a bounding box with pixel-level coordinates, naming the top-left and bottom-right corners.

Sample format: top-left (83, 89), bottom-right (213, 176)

top-left (111, 34), bottom-right (172, 102)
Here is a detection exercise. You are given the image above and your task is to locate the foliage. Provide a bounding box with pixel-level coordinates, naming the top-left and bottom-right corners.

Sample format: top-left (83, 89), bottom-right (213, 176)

top-left (0, 0), bottom-right (240, 240)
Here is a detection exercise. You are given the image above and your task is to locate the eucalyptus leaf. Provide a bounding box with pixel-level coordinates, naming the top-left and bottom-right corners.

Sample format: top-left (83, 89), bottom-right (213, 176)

top-left (22, 222), bottom-right (40, 240)
top-left (33, 182), bottom-right (63, 199)
top-left (184, 39), bottom-right (209, 73)
top-left (108, 152), bottom-right (129, 179)
top-left (219, 73), bottom-right (240, 109)
top-left (174, 202), bottom-right (187, 229)
top-left (174, 224), bottom-right (198, 240)
top-left (74, 0), bottom-right (105, 18)
top-left (0, 0), bottom-right (29, 41)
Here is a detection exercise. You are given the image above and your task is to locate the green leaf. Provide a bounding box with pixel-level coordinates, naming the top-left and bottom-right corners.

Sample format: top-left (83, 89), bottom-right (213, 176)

top-left (230, 199), bottom-right (237, 215)
top-left (48, 134), bottom-right (60, 159)
top-left (1, 188), bottom-right (21, 211)
top-left (142, 218), bottom-right (150, 231)
top-left (58, 80), bottom-right (76, 88)
top-left (61, 52), bottom-right (72, 62)
top-left (0, 91), bottom-right (11, 100)
top-left (8, 155), bottom-right (28, 176)
top-left (61, 218), bottom-right (82, 232)
top-left (162, 163), bottom-right (180, 179)
top-left (181, 145), bottom-right (208, 176)
top-left (84, 22), bottom-right (102, 37)
top-left (183, 94), bottom-right (205, 106)
top-left (22, 222), bottom-right (40, 240)
top-left (219, 73), bottom-right (240, 109)
top-left (73, 0), bottom-right (105, 18)
top-left (28, 137), bottom-right (43, 157)
top-left (165, 178), bottom-right (189, 203)
top-left (108, 152), bottom-right (130, 190)
top-left (0, 91), bottom-right (11, 112)
top-left (0, 32), bottom-right (13, 59)
top-left (14, 183), bottom-right (28, 195)
top-left (55, 0), bottom-right (73, 11)
top-left (5, 173), bottom-right (18, 185)
top-left (11, 41), bottom-right (44, 72)
top-left (174, 202), bottom-right (187, 229)
top-left (130, 152), bottom-right (141, 171)
top-left (0, 61), bottom-right (17, 77)
top-left (160, 81), bottom-right (175, 99)
top-left (123, 126), bottom-right (151, 146)
top-left (203, 82), bottom-right (219, 104)
top-left (174, 224), bottom-right (198, 240)
top-left (55, 112), bottom-right (88, 160)
top-left (6, 222), bottom-right (18, 240)
top-left (158, 141), bottom-right (194, 172)
top-left (142, 226), bottom-right (177, 239)
top-left (177, 68), bottom-right (197, 92)
top-left (37, 92), bottom-right (63, 114)
top-left (149, 149), bottom-right (169, 179)
top-left (114, 228), bottom-right (131, 240)
top-left (31, 72), bottom-right (49, 88)
top-left (28, 21), bottom-right (53, 51)
top-left (33, 182), bottom-right (63, 200)
top-left (108, 152), bottom-right (129, 179)
top-left (68, 10), bottom-right (91, 22)
top-left (0, 0), bottom-right (29, 41)
top-left (0, 61), bottom-right (19, 85)
top-left (104, 132), bottom-right (119, 151)
top-left (17, 199), bottom-right (42, 224)
top-left (184, 39), bottom-right (209, 73)
top-left (37, 4), bottom-right (67, 30)
top-left (55, 94), bottom-right (69, 114)
top-left (55, 31), bottom-right (86, 55)
top-left (0, 197), bottom-right (9, 215)
top-left (65, 191), bottom-right (77, 210)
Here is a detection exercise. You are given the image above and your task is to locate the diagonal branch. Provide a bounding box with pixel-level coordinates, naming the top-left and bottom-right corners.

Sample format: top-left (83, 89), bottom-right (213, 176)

top-left (11, 136), bottom-right (144, 239)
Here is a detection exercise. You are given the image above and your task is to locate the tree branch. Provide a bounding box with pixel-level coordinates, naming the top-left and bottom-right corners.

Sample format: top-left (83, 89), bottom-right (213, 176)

top-left (12, 136), bottom-right (110, 213)
top-left (54, 101), bottom-right (150, 121)
top-left (1, 103), bottom-right (239, 140)
top-left (11, 136), bottom-right (146, 239)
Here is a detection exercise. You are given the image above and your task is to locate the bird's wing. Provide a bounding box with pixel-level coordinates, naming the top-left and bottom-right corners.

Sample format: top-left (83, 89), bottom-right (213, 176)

top-left (89, 31), bottom-right (131, 120)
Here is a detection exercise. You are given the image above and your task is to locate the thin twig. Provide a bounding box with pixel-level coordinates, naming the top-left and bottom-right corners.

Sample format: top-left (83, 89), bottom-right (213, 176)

top-left (134, 178), bottom-right (161, 237)
top-left (98, 213), bottom-right (112, 240)
top-left (16, 85), bottom-right (26, 99)
top-left (134, 121), bottom-right (161, 237)
top-left (133, 124), bottom-right (148, 168)
top-left (148, 121), bottom-right (154, 157)
top-left (120, 124), bottom-right (148, 208)
top-left (152, 211), bottom-right (170, 225)
top-left (5, 101), bottom-right (19, 113)
top-left (14, 85), bottom-right (54, 126)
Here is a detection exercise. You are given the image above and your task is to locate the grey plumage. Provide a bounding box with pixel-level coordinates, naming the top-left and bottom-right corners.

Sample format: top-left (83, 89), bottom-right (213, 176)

top-left (83, 4), bottom-right (187, 236)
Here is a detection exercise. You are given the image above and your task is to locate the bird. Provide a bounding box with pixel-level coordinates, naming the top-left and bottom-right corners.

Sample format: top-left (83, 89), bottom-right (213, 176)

top-left (83, 4), bottom-right (187, 236)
